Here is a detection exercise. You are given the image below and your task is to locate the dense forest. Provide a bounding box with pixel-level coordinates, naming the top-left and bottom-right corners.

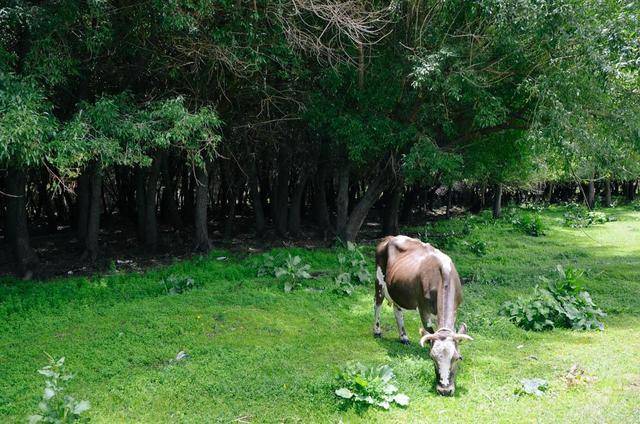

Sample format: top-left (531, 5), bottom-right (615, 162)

top-left (1, 0), bottom-right (639, 278)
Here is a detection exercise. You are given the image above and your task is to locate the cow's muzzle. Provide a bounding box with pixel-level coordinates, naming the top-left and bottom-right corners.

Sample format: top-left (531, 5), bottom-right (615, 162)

top-left (437, 384), bottom-right (455, 396)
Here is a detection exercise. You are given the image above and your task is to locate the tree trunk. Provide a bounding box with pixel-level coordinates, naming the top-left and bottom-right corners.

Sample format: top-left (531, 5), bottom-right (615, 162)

top-left (248, 158), bottom-right (265, 235)
top-left (626, 180), bottom-right (637, 202)
top-left (193, 163), bottom-right (211, 252)
top-left (274, 144), bottom-right (291, 236)
top-left (343, 171), bottom-right (389, 242)
top-left (492, 183), bottom-right (503, 219)
top-left (382, 184), bottom-right (402, 236)
top-left (83, 164), bottom-right (102, 262)
top-left (336, 166), bottom-right (349, 239)
top-left (135, 168), bottom-right (146, 242)
top-left (6, 167), bottom-right (38, 278)
top-left (144, 154), bottom-right (161, 250)
top-left (312, 167), bottom-right (331, 235)
top-left (288, 173), bottom-right (308, 236)
top-left (399, 185), bottom-right (419, 224)
top-left (603, 178), bottom-right (612, 207)
top-left (587, 175), bottom-right (595, 209)
top-left (77, 173), bottom-right (90, 242)
top-left (161, 152), bottom-right (183, 228)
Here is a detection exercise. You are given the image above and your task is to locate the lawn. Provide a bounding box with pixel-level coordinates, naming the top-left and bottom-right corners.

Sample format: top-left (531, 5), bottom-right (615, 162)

top-left (1, 206), bottom-right (639, 423)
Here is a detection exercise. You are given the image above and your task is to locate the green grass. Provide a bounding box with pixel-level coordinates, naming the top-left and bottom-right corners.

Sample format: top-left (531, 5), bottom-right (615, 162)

top-left (2, 206), bottom-right (640, 423)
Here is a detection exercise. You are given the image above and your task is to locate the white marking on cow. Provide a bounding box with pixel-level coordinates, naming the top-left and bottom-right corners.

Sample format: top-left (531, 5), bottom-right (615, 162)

top-left (432, 250), bottom-right (452, 274)
top-left (373, 303), bottom-right (382, 335)
top-left (376, 266), bottom-right (394, 304)
top-left (393, 305), bottom-right (408, 342)
top-left (431, 339), bottom-right (455, 386)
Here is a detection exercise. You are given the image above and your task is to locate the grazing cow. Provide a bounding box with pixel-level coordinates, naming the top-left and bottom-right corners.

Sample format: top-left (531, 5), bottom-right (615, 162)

top-left (373, 235), bottom-right (472, 396)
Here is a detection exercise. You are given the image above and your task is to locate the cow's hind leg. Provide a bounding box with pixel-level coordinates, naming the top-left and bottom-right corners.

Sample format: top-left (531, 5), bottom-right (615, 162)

top-left (394, 305), bottom-right (409, 344)
top-left (373, 274), bottom-right (384, 337)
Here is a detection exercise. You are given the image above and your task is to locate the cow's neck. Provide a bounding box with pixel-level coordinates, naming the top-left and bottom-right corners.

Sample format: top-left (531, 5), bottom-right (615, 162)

top-left (436, 274), bottom-right (457, 330)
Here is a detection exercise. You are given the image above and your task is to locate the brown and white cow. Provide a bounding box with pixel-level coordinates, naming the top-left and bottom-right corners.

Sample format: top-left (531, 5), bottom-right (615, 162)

top-left (373, 235), bottom-right (472, 396)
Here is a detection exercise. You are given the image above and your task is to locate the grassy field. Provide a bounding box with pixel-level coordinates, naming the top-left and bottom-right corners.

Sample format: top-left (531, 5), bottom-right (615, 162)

top-left (1, 206), bottom-right (640, 423)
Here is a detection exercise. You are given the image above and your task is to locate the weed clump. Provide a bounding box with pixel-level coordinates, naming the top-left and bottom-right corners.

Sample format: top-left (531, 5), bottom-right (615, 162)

top-left (335, 362), bottom-right (409, 410)
top-left (500, 266), bottom-right (605, 331)
top-left (29, 355), bottom-right (90, 423)
top-left (511, 213), bottom-right (546, 236)
top-left (334, 242), bottom-right (371, 295)
top-left (563, 203), bottom-right (614, 228)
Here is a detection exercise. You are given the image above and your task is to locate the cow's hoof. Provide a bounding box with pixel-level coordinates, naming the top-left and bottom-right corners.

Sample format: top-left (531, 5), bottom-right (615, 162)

top-left (373, 332), bottom-right (382, 338)
top-left (400, 338), bottom-right (410, 345)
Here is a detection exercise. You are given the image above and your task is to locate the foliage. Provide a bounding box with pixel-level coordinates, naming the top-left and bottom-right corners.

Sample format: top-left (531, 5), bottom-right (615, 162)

top-left (515, 378), bottom-right (548, 397)
top-left (501, 266), bottom-right (606, 331)
top-left (423, 219), bottom-right (473, 250)
top-left (161, 275), bottom-right (199, 295)
top-left (333, 242), bottom-right (371, 295)
top-left (256, 253), bottom-right (279, 277)
top-left (274, 255), bottom-right (312, 293)
top-left (632, 200), bottom-right (640, 212)
top-left (563, 203), bottom-right (615, 228)
top-left (463, 239), bottom-right (488, 257)
top-left (512, 213), bottom-right (546, 236)
top-left (335, 363), bottom-right (409, 410)
top-left (28, 355), bottom-right (90, 423)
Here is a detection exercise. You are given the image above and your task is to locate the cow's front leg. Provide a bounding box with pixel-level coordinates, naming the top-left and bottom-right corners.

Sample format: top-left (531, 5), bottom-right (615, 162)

top-left (394, 305), bottom-right (409, 344)
top-left (419, 307), bottom-right (436, 335)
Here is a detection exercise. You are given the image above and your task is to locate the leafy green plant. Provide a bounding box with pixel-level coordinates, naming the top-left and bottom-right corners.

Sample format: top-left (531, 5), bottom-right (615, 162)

top-left (256, 253), bottom-right (279, 277)
top-left (334, 242), bottom-right (371, 295)
top-left (515, 378), bottom-right (548, 396)
top-left (275, 255), bottom-right (312, 292)
top-left (335, 362), bottom-right (409, 410)
top-left (631, 200), bottom-right (640, 211)
top-left (464, 239), bottom-right (488, 256)
top-left (563, 203), bottom-right (615, 228)
top-left (511, 213), bottom-right (546, 236)
top-left (500, 266), bottom-right (606, 331)
top-left (29, 355), bottom-right (90, 423)
top-left (161, 275), bottom-right (199, 295)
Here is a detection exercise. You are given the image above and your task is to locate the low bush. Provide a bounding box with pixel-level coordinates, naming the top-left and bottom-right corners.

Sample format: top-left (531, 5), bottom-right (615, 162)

top-left (335, 362), bottom-right (409, 410)
top-left (563, 203), bottom-right (615, 228)
top-left (512, 213), bottom-right (546, 236)
top-left (161, 275), bottom-right (199, 295)
top-left (334, 242), bottom-right (371, 296)
top-left (29, 355), bottom-right (91, 423)
top-left (464, 239), bottom-right (488, 256)
top-left (500, 266), bottom-right (605, 331)
top-left (275, 254), bottom-right (312, 292)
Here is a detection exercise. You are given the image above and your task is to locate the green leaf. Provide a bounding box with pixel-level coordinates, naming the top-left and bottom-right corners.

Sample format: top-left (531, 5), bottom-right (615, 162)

top-left (393, 393), bottom-right (410, 406)
top-left (72, 400), bottom-right (91, 415)
top-left (335, 388), bottom-right (353, 399)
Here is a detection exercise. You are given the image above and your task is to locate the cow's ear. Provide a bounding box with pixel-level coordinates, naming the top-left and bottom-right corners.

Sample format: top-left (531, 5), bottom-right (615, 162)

top-left (458, 323), bottom-right (468, 335)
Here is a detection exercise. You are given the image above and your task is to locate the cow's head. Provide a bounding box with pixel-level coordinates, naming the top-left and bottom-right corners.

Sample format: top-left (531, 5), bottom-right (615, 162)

top-left (419, 324), bottom-right (472, 396)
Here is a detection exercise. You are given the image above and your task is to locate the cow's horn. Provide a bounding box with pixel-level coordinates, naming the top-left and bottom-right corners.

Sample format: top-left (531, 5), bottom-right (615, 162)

top-left (418, 328), bottom-right (439, 347)
top-left (453, 333), bottom-right (474, 342)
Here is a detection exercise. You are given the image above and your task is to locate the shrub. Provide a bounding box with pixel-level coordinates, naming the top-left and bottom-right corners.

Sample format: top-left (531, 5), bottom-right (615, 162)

top-left (515, 378), bottom-right (548, 396)
top-left (275, 254), bottom-right (312, 292)
top-left (511, 213), bottom-right (546, 236)
top-left (256, 253), bottom-right (278, 277)
top-left (631, 200), bottom-right (640, 211)
top-left (464, 239), bottom-right (488, 256)
top-left (500, 266), bottom-right (605, 331)
top-left (423, 219), bottom-right (472, 250)
top-left (161, 275), bottom-right (199, 295)
top-left (563, 203), bottom-right (615, 228)
top-left (335, 362), bottom-right (409, 410)
top-left (29, 355), bottom-right (90, 423)
top-left (334, 242), bottom-right (371, 295)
